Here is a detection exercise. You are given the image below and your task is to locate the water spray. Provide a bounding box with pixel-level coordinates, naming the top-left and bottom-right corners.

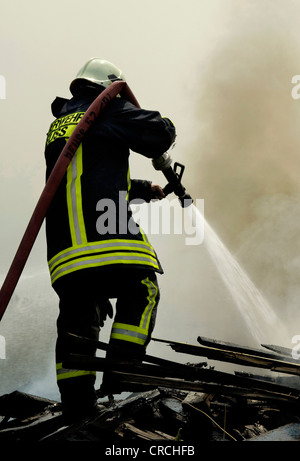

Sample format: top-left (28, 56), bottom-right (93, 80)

top-left (152, 152), bottom-right (193, 208)
top-left (152, 151), bottom-right (290, 345)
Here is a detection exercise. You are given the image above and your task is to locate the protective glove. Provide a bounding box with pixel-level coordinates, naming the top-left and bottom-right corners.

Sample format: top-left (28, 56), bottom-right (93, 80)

top-left (99, 299), bottom-right (114, 328)
top-left (150, 184), bottom-right (166, 200)
top-left (152, 152), bottom-right (172, 171)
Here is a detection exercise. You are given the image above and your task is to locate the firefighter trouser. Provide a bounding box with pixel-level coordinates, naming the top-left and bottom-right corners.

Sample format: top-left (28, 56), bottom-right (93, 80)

top-left (53, 269), bottom-right (160, 407)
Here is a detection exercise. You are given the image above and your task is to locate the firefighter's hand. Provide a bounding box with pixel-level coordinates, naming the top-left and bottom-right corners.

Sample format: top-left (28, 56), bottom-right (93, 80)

top-left (150, 184), bottom-right (166, 200)
top-left (99, 299), bottom-right (114, 327)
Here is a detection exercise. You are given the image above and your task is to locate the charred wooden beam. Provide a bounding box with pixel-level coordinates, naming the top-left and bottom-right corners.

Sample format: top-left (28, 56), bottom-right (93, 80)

top-left (151, 337), bottom-right (300, 376)
top-left (67, 333), bottom-right (207, 370)
top-left (111, 371), bottom-right (300, 404)
top-left (63, 354), bottom-right (300, 404)
top-left (0, 391), bottom-right (59, 419)
top-left (261, 344), bottom-right (295, 358)
top-left (64, 334), bottom-right (300, 405)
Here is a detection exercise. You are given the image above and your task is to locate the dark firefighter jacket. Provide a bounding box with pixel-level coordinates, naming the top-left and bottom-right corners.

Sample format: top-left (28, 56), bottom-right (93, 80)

top-left (44, 89), bottom-right (176, 286)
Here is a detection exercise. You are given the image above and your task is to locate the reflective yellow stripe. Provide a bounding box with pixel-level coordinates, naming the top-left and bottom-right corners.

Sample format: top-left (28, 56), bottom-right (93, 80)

top-left (140, 277), bottom-right (158, 330)
top-left (140, 226), bottom-right (150, 244)
top-left (110, 322), bottom-right (148, 345)
top-left (48, 239), bottom-right (160, 284)
top-left (66, 160), bottom-right (76, 245)
top-left (50, 252), bottom-right (159, 284)
top-left (56, 362), bottom-right (96, 381)
top-left (126, 166), bottom-right (131, 201)
top-left (66, 143), bottom-right (87, 246)
top-left (110, 277), bottom-right (159, 346)
top-left (48, 239), bottom-right (156, 270)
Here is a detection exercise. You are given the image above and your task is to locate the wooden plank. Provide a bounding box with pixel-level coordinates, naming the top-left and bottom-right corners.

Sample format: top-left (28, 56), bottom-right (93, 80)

top-left (117, 422), bottom-right (174, 440)
top-left (67, 333), bottom-right (202, 370)
top-left (63, 354), bottom-right (299, 398)
top-left (113, 372), bottom-right (300, 404)
top-left (261, 344), bottom-right (295, 358)
top-left (62, 355), bottom-right (300, 404)
top-left (198, 336), bottom-right (287, 359)
top-left (152, 337), bottom-right (300, 376)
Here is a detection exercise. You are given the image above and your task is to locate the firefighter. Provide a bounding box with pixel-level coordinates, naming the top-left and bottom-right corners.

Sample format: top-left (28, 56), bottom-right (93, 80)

top-left (44, 58), bottom-right (176, 419)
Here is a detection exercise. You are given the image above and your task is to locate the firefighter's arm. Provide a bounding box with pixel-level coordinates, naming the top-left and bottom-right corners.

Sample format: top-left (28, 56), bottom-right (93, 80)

top-left (129, 180), bottom-right (165, 202)
top-left (104, 99), bottom-right (176, 157)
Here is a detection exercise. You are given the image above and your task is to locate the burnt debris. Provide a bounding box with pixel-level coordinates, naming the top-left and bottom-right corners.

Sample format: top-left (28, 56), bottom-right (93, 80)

top-left (0, 335), bottom-right (300, 442)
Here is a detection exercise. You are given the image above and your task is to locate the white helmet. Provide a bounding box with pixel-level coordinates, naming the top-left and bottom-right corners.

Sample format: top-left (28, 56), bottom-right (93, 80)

top-left (70, 58), bottom-right (126, 95)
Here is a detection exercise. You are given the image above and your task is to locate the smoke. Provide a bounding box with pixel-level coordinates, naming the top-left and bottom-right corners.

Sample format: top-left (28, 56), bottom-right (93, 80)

top-left (0, 270), bottom-right (60, 399)
top-left (238, 193), bottom-right (300, 337)
top-left (185, 2), bottom-right (300, 341)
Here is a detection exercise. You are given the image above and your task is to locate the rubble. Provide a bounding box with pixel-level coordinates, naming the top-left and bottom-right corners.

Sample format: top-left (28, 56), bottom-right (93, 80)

top-left (0, 335), bottom-right (299, 443)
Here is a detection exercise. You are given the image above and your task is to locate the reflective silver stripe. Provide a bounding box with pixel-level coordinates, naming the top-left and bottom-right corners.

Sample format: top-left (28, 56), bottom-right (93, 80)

top-left (111, 328), bottom-right (148, 341)
top-left (48, 240), bottom-right (156, 271)
top-left (66, 144), bottom-right (87, 246)
top-left (56, 365), bottom-right (95, 381)
top-left (50, 253), bottom-right (159, 283)
top-left (52, 253), bottom-right (157, 274)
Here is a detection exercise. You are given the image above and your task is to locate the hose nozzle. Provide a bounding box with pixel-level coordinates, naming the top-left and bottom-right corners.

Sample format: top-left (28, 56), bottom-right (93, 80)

top-left (161, 160), bottom-right (193, 208)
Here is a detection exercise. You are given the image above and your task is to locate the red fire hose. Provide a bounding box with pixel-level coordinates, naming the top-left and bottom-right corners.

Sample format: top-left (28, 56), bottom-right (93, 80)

top-left (0, 80), bottom-right (140, 322)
